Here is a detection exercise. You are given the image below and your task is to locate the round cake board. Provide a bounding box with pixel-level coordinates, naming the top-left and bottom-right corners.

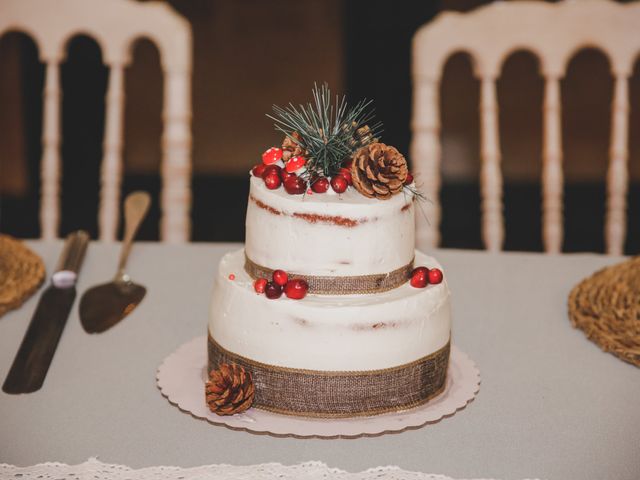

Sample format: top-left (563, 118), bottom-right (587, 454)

top-left (156, 336), bottom-right (480, 438)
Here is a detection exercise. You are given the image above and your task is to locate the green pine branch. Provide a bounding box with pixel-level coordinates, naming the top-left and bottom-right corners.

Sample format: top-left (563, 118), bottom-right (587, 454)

top-left (267, 83), bottom-right (383, 178)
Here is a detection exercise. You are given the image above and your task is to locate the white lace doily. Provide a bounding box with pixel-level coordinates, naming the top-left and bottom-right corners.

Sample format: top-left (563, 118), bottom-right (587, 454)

top-left (0, 458), bottom-right (541, 480)
top-left (156, 336), bottom-right (481, 438)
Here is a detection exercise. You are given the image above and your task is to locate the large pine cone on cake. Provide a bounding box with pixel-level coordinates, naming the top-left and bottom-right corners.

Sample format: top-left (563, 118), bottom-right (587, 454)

top-left (282, 132), bottom-right (308, 161)
top-left (350, 143), bottom-right (408, 200)
top-left (205, 363), bottom-right (255, 416)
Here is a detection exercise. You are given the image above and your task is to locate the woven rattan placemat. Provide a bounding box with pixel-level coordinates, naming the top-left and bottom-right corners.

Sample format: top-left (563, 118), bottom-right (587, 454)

top-left (0, 235), bottom-right (45, 317)
top-left (568, 257), bottom-right (640, 367)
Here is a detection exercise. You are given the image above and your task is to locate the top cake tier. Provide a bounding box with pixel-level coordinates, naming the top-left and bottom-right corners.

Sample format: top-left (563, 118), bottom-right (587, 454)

top-left (245, 175), bottom-right (416, 278)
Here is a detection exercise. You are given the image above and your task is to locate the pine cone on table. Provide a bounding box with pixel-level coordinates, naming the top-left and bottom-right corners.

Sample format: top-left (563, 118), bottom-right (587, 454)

top-left (350, 143), bottom-right (408, 200)
top-left (205, 363), bottom-right (255, 416)
top-left (281, 131), bottom-right (308, 161)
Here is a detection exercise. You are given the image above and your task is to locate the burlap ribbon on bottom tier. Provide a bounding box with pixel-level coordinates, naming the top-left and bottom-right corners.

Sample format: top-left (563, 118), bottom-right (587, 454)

top-left (208, 335), bottom-right (450, 418)
top-left (244, 255), bottom-right (414, 295)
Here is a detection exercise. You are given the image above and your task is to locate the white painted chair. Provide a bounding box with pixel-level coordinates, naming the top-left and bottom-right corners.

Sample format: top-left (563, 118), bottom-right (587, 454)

top-left (0, 0), bottom-right (192, 242)
top-left (412, 0), bottom-right (640, 255)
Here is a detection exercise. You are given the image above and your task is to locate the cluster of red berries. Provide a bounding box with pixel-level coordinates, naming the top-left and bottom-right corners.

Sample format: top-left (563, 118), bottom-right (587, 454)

top-left (253, 269), bottom-right (309, 300)
top-left (252, 147), bottom-right (355, 195)
top-left (409, 266), bottom-right (443, 288)
top-left (324, 160), bottom-right (353, 194)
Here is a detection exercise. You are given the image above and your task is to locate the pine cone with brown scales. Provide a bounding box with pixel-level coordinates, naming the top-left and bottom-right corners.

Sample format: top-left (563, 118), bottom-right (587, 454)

top-left (281, 131), bottom-right (309, 162)
top-left (205, 363), bottom-right (255, 416)
top-left (350, 143), bottom-right (408, 200)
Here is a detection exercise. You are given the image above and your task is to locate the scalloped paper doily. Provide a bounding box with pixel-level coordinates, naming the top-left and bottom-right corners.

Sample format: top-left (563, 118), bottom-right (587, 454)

top-left (0, 458), bottom-right (541, 480)
top-left (156, 336), bottom-right (480, 438)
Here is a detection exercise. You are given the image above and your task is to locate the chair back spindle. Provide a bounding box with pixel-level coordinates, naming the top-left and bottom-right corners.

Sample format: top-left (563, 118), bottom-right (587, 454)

top-left (1, 0), bottom-right (192, 242)
top-left (412, 0), bottom-right (640, 254)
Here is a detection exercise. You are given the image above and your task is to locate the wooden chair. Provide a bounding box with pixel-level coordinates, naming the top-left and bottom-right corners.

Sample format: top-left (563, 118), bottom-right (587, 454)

top-left (0, 0), bottom-right (192, 242)
top-left (411, 0), bottom-right (640, 254)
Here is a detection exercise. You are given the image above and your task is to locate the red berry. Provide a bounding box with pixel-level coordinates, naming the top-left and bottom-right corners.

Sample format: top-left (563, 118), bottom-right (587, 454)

top-left (410, 266), bottom-right (430, 288)
top-left (342, 159), bottom-right (353, 169)
top-left (228, 274), bottom-right (235, 280)
top-left (252, 164), bottom-right (266, 177)
top-left (330, 175), bottom-right (348, 193)
top-left (261, 164), bottom-right (282, 179)
top-left (311, 177), bottom-right (330, 193)
top-left (283, 175), bottom-right (306, 195)
top-left (284, 279), bottom-right (309, 300)
top-left (339, 167), bottom-right (353, 185)
top-left (264, 281), bottom-right (282, 299)
top-left (405, 173), bottom-right (414, 185)
top-left (280, 169), bottom-right (295, 182)
top-left (428, 268), bottom-right (443, 285)
top-left (285, 155), bottom-right (306, 173)
top-left (253, 278), bottom-right (268, 294)
top-left (263, 172), bottom-right (281, 190)
top-left (272, 269), bottom-right (288, 286)
top-left (262, 147), bottom-right (283, 165)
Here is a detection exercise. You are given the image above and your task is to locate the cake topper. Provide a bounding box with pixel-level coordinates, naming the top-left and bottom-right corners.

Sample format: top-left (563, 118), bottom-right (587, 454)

top-left (254, 83), bottom-right (420, 200)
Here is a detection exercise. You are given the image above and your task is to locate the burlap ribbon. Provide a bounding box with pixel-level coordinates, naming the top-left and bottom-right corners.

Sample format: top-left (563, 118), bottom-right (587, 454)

top-left (208, 334), bottom-right (450, 418)
top-left (244, 254), bottom-right (414, 295)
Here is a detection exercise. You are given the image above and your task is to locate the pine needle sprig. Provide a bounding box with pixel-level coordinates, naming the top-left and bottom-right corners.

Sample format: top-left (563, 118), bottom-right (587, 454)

top-left (403, 183), bottom-right (427, 203)
top-left (267, 83), bottom-right (382, 178)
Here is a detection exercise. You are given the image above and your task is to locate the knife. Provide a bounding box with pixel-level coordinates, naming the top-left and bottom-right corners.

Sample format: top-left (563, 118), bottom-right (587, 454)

top-left (2, 231), bottom-right (89, 394)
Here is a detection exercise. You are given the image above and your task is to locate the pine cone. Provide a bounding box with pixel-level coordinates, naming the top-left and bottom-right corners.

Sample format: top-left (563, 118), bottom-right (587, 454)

top-left (205, 363), bottom-right (255, 416)
top-left (282, 132), bottom-right (308, 162)
top-left (350, 143), bottom-right (408, 200)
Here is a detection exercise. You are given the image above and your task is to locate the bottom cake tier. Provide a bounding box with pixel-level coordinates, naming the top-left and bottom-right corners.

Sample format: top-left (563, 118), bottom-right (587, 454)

top-left (208, 248), bottom-right (451, 418)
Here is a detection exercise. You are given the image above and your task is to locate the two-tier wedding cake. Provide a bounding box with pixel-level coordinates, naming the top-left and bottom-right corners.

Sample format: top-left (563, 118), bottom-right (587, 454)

top-left (206, 85), bottom-right (451, 418)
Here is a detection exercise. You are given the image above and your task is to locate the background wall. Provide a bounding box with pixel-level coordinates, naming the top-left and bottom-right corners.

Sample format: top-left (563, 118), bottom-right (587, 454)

top-left (4, 0), bottom-right (640, 187)
top-left (147, 0), bottom-right (345, 175)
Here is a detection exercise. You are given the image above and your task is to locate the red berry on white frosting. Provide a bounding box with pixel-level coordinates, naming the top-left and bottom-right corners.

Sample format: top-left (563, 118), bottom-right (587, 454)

top-left (428, 268), bottom-right (443, 285)
top-left (339, 167), bottom-right (353, 185)
top-left (263, 172), bottom-right (281, 190)
top-left (252, 164), bottom-right (266, 177)
top-left (280, 169), bottom-right (295, 182)
top-left (254, 278), bottom-right (268, 293)
top-left (261, 164), bottom-right (282, 179)
top-left (284, 279), bottom-right (308, 300)
top-left (283, 175), bottom-right (306, 195)
top-left (272, 269), bottom-right (288, 286)
top-left (265, 281), bottom-right (282, 299)
top-left (330, 175), bottom-right (348, 194)
top-left (410, 267), bottom-right (429, 288)
top-left (311, 177), bottom-right (330, 193)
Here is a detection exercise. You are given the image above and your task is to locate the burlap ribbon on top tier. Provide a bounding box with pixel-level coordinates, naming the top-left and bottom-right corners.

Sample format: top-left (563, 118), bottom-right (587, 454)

top-left (208, 335), bottom-right (450, 418)
top-left (244, 254), bottom-right (414, 295)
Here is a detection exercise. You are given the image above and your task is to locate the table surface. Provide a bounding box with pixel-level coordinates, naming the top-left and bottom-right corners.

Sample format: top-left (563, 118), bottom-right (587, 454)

top-left (1, 242), bottom-right (638, 480)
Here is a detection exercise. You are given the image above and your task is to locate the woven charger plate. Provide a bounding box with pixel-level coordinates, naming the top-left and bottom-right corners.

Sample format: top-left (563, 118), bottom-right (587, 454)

top-left (0, 235), bottom-right (45, 317)
top-left (568, 257), bottom-right (640, 367)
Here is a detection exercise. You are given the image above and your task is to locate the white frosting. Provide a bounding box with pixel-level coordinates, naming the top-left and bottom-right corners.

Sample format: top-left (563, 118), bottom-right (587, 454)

top-left (209, 249), bottom-right (451, 371)
top-left (245, 176), bottom-right (415, 276)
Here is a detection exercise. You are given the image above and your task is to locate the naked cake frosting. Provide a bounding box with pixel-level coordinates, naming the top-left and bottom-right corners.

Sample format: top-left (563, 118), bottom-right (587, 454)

top-left (206, 85), bottom-right (451, 418)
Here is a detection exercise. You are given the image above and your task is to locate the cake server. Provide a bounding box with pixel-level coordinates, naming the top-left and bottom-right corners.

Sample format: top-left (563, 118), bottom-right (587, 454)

top-left (79, 191), bottom-right (150, 334)
top-left (2, 230), bottom-right (90, 394)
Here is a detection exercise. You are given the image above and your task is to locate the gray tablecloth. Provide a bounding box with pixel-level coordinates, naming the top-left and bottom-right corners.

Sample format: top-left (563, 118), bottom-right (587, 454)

top-left (1, 242), bottom-right (638, 480)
